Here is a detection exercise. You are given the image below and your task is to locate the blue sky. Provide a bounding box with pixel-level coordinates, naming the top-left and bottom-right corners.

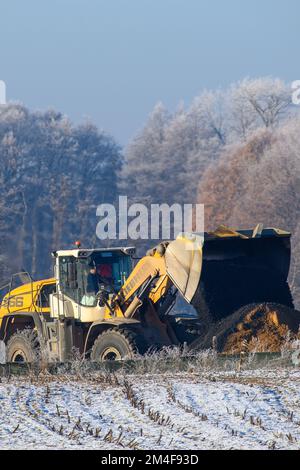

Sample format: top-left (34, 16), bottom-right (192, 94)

top-left (0, 0), bottom-right (299, 143)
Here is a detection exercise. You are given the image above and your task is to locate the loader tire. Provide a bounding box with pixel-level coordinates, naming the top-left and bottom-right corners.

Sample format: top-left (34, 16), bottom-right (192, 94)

top-left (90, 328), bottom-right (144, 361)
top-left (6, 330), bottom-right (39, 363)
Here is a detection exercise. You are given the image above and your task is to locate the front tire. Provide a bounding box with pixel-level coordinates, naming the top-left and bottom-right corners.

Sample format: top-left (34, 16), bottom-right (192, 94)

top-left (6, 330), bottom-right (39, 363)
top-left (90, 329), bottom-right (143, 361)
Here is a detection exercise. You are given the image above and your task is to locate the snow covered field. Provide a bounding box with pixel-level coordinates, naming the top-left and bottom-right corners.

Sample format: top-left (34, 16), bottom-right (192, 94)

top-left (1, 367), bottom-right (300, 450)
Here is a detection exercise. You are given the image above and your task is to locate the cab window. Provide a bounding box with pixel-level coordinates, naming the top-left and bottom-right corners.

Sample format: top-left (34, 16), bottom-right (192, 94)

top-left (59, 256), bottom-right (80, 303)
top-left (36, 283), bottom-right (56, 308)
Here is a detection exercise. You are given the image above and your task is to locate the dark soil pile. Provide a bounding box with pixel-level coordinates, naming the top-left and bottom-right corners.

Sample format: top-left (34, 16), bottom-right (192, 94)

top-left (191, 303), bottom-right (300, 353)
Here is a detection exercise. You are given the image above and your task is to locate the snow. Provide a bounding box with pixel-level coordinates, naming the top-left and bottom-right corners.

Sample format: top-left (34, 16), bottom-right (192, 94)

top-left (0, 368), bottom-right (300, 450)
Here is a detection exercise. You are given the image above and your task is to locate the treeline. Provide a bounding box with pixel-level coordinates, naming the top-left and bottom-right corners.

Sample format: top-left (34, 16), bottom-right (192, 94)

top-left (0, 105), bottom-right (122, 282)
top-left (121, 78), bottom-right (292, 206)
top-left (0, 77), bottom-right (299, 306)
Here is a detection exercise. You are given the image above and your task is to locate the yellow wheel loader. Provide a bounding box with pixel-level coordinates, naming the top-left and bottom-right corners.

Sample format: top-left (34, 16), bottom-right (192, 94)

top-left (0, 226), bottom-right (297, 363)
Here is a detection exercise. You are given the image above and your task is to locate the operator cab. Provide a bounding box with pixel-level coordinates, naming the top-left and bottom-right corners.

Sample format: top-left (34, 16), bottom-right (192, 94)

top-left (52, 247), bottom-right (135, 308)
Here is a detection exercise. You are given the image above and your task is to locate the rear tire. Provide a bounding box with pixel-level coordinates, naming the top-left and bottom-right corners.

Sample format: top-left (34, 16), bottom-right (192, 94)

top-left (90, 329), bottom-right (143, 361)
top-left (6, 330), bottom-right (39, 363)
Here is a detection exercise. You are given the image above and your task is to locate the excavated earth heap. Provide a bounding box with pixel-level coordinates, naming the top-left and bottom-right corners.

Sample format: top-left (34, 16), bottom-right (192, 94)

top-left (192, 303), bottom-right (300, 353)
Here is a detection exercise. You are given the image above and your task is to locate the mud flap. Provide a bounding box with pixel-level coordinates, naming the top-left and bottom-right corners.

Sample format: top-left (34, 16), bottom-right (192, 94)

top-left (0, 340), bottom-right (6, 364)
top-left (165, 233), bottom-right (203, 303)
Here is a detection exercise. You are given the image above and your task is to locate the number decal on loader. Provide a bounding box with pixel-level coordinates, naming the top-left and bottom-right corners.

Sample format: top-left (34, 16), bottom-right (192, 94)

top-left (3, 297), bottom-right (24, 308)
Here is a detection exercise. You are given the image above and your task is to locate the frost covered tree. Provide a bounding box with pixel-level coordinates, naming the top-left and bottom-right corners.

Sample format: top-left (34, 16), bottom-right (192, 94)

top-left (189, 89), bottom-right (229, 145)
top-left (228, 78), bottom-right (292, 140)
top-left (120, 97), bottom-right (225, 208)
top-left (120, 102), bottom-right (169, 205)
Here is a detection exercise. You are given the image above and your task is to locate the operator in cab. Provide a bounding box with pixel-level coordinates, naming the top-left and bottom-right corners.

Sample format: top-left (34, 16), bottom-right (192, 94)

top-left (81, 264), bottom-right (99, 306)
top-left (97, 264), bottom-right (114, 290)
top-left (81, 262), bottom-right (115, 306)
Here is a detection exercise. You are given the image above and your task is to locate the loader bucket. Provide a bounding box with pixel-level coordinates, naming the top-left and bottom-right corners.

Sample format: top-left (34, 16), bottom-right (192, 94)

top-left (165, 233), bottom-right (203, 303)
top-left (192, 227), bottom-right (293, 322)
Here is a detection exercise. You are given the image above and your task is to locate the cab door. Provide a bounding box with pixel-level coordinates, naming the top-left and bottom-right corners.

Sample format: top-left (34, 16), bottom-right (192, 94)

top-left (35, 282), bottom-right (56, 314)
